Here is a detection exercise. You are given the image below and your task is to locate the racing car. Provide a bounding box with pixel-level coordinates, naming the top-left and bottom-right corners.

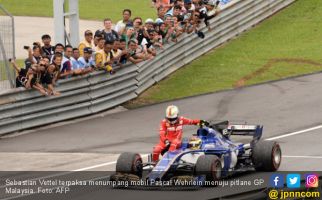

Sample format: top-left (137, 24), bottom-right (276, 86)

top-left (112, 121), bottom-right (282, 183)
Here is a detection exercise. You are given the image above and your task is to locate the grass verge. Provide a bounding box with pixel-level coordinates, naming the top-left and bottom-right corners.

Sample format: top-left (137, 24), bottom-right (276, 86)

top-left (0, 0), bottom-right (155, 22)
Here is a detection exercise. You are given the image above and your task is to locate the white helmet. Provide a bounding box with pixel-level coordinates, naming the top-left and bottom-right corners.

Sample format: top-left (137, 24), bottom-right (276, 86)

top-left (165, 105), bottom-right (179, 124)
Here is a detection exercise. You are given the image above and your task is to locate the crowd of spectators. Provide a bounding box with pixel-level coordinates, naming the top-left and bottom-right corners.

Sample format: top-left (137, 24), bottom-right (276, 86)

top-left (10, 0), bottom-right (220, 96)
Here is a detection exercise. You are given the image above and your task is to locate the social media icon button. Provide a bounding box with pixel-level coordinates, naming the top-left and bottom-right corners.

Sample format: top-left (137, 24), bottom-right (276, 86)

top-left (287, 174), bottom-right (301, 188)
top-left (270, 174), bottom-right (284, 188)
top-left (305, 174), bottom-right (319, 188)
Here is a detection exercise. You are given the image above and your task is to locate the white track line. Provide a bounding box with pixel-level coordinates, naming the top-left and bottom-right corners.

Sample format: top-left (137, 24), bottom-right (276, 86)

top-left (283, 155), bottom-right (322, 159)
top-left (72, 161), bottom-right (116, 171)
top-left (266, 124), bottom-right (322, 141)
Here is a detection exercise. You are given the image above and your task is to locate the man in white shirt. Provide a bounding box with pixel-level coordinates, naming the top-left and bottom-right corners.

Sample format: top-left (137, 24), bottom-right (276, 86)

top-left (77, 47), bottom-right (95, 75)
top-left (114, 9), bottom-right (133, 35)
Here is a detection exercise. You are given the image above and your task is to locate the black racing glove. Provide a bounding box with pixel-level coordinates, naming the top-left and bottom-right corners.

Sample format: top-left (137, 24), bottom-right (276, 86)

top-left (200, 120), bottom-right (210, 127)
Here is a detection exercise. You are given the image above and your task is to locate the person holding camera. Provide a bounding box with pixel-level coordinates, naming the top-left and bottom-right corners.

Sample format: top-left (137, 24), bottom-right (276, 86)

top-left (10, 58), bottom-right (29, 88)
top-left (24, 44), bottom-right (42, 65)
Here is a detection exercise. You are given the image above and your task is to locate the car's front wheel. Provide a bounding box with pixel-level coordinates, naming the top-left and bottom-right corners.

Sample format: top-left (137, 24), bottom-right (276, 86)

top-left (194, 155), bottom-right (222, 182)
top-left (115, 152), bottom-right (143, 178)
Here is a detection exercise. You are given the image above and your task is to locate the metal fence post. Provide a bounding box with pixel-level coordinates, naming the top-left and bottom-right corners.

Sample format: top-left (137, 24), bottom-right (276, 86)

top-left (68, 0), bottom-right (80, 47)
top-left (53, 0), bottom-right (66, 45)
top-left (0, 4), bottom-right (15, 89)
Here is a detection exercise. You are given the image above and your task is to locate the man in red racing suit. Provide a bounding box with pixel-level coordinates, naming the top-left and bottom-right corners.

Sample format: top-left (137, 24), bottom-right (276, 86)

top-left (152, 105), bottom-right (203, 162)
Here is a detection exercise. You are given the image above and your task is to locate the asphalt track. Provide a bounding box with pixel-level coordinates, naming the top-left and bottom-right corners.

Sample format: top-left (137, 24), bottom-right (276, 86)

top-left (1, 72), bottom-right (322, 199)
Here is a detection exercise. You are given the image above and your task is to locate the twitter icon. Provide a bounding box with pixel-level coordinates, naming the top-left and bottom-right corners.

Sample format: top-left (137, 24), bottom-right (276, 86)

top-left (287, 174), bottom-right (301, 188)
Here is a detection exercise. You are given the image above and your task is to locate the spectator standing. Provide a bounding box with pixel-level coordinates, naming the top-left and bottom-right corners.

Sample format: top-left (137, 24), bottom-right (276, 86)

top-left (51, 52), bottom-right (63, 85)
top-left (119, 39), bottom-right (129, 64)
top-left (77, 47), bottom-right (95, 74)
top-left (54, 43), bottom-right (65, 54)
top-left (71, 48), bottom-right (81, 70)
top-left (102, 18), bottom-right (119, 43)
top-left (155, 0), bottom-right (172, 9)
top-left (157, 6), bottom-right (167, 20)
top-left (128, 40), bottom-right (154, 64)
top-left (121, 26), bottom-right (136, 49)
top-left (60, 45), bottom-right (74, 79)
top-left (133, 17), bottom-right (148, 45)
top-left (93, 30), bottom-right (103, 47)
top-left (111, 40), bottom-right (122, 66)
top-left (114, 9), bottom-right (133, 35)
top-left (78, 30), bottom-right (93, 57)
top-left (95, 41), bottom-right (114, 73)
top-left (41, 34), bottom-right (54, 57)
top-left (95, 37), bottom-right (105, 52)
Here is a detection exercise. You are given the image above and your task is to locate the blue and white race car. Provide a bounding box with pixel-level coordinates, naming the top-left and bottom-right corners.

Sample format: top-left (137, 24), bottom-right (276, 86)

top-left (113, 121), bottom-right (282, 183)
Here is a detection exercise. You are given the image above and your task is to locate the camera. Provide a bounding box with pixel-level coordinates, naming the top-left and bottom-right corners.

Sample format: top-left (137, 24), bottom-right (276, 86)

top-left (23, 46), bottom-right (30, 50)
top-left (8, 57), bottom-right (16, 62)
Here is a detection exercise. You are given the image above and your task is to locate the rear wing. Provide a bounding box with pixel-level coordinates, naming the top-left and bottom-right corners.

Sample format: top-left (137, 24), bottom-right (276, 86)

top-left (210, 121), bottom-right (263, 140)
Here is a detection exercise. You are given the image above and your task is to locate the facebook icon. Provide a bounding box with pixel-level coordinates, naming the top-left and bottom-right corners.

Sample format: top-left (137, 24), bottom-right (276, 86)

top-left (269, 174), bottom-right (284, 188)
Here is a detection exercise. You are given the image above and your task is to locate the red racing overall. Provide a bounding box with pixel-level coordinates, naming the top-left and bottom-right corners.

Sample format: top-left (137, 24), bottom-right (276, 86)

top-left (152, 116), bottom-right (200, 161)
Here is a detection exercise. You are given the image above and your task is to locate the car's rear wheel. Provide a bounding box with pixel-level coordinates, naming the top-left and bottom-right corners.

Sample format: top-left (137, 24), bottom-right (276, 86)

top-left (116, 152), bottom-right (143, 178)
top-left (252, 140), bottom-right (282, 171)
top-left (194, 155), bottom-right (222, 182)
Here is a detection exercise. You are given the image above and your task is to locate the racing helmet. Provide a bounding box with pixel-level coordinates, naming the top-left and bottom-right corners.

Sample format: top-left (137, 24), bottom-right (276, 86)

top-left (166, 105), bottom-right (179, 124)
top-left (188, 136), bottom-right (202, 150)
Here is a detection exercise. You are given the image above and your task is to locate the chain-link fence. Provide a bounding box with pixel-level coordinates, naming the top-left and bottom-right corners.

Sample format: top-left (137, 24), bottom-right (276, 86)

top-left (0, 4), bottom-right (15, 91)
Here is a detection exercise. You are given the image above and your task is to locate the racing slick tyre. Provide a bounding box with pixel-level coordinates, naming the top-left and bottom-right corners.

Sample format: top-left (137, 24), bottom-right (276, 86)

top-left (194, 155), bottom-right (222, 182)
top-left (116, 152), bottom-right (143, 178)
top-left (252, 140), bottom-right (282, 171)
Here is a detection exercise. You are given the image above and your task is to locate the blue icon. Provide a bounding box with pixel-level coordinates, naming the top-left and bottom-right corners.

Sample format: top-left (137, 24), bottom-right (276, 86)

top-left (270, 174), bottom-right (284, 188)
top-left (287, 174), bottom-right (301, 188)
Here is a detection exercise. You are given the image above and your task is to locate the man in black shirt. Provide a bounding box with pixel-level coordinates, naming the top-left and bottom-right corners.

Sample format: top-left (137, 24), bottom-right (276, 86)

top-left (41, 34), bottom-right (54, 57)
top-left (102, 18), bottom-right (119, 43)
top-left (10, 59), bottom-right (28, 88)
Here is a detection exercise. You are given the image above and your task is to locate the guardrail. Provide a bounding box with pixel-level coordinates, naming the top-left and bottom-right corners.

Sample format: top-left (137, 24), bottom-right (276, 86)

top-left (0, 0), bottom-right (295, 135)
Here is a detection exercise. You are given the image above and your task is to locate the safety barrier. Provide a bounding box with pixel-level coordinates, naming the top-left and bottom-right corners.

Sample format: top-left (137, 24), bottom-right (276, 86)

top-left (0, 0), bottom-right (295, 135)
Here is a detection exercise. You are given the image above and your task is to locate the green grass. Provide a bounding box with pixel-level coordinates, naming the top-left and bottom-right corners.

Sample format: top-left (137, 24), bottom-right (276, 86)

top-left (0, 0), bottom-right (155, 22)
top-left (125, 0), bottom-right (322, 108)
